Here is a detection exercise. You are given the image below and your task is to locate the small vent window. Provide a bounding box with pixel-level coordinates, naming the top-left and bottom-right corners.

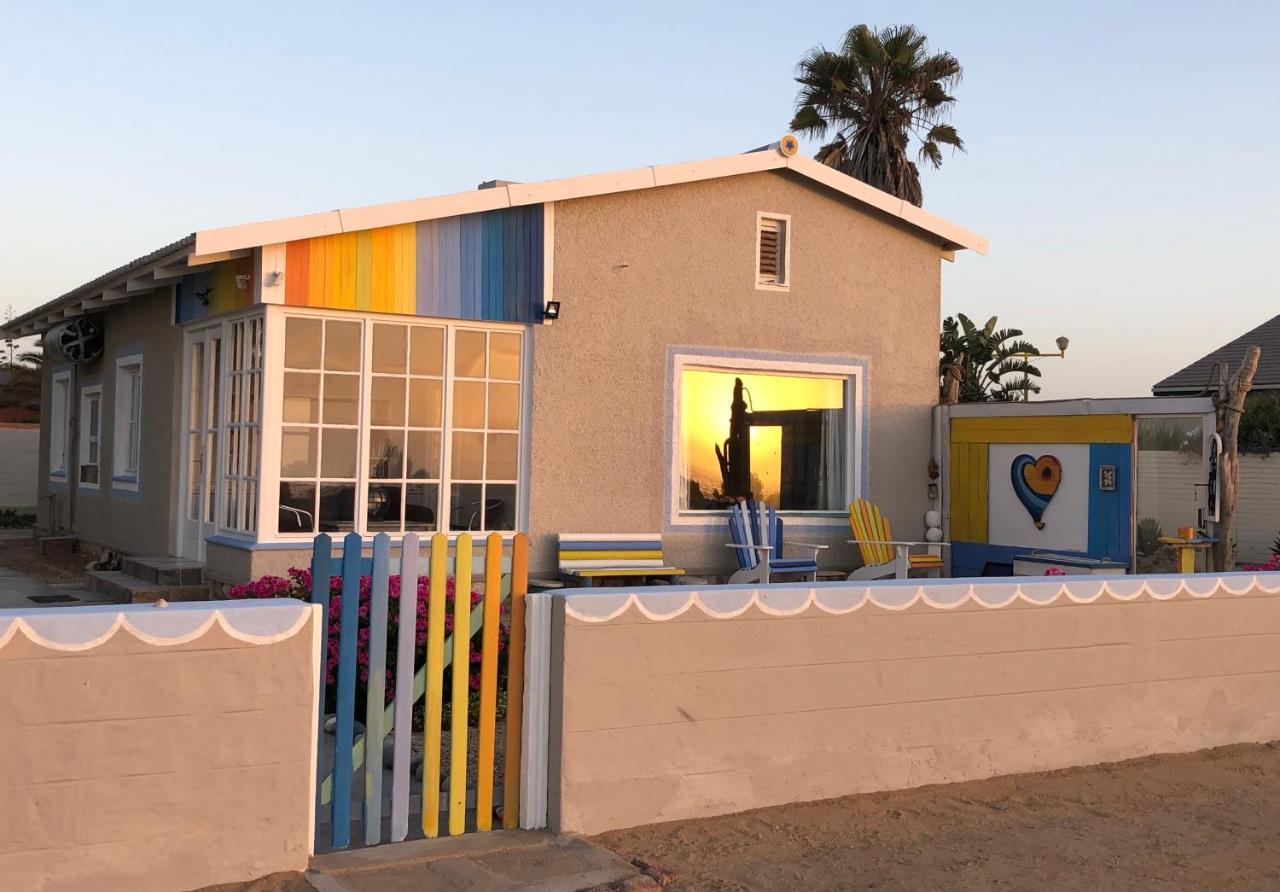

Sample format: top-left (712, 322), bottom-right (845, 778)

top-left (756, 213), bottom-right (790, 289)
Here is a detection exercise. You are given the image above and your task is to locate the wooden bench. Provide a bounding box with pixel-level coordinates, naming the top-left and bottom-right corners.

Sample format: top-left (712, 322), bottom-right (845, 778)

top-left (557, 533), bottom-right (685, 585)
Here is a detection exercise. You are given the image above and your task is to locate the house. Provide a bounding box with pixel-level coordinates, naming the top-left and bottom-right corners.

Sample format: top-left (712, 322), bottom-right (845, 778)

top-left (1152, 312), bottom-right (1280, 396)
top-left (2, 138), bottom-right (986, 586)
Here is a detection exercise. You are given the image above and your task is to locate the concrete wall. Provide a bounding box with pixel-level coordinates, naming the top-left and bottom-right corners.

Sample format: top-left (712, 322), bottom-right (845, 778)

top-left (0, 425), bottom-right (39, 509)
top-left (1237, 454), bottom-right (1280, 563)
top-left (37, 290), bottom-right (183, 555)
top-left (550, 577), bottom-right (1280, 834)
top-left (529, 169), bottom-right (944, 576)
top-left (0, 601), bottom-right (318, 891)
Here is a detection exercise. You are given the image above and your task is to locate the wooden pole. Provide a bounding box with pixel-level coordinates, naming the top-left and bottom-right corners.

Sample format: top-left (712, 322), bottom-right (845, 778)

top-left (1213, 344), bottom-right (1261, 572)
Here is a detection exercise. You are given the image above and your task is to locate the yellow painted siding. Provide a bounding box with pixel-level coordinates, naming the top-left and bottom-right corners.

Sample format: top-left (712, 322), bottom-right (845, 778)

top-left (950, 442), bottom-right (989, 543)
top-left (952, 415), bottom-right (1132, 444)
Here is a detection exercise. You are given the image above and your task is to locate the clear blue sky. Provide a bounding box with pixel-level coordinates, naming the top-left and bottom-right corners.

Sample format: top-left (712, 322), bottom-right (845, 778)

top-left (3, 1), bottom-right (1277, 398)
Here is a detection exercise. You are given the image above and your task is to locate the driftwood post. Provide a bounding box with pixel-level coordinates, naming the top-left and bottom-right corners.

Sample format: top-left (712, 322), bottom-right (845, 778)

top-left (940, 354), bottom-right (964, 405)
top-left (1213, 345), bottom-right (1261, 572)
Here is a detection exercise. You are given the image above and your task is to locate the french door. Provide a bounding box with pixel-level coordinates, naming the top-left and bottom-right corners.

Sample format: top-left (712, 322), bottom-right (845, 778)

top-left (180, 326), bottom-right (224, 560)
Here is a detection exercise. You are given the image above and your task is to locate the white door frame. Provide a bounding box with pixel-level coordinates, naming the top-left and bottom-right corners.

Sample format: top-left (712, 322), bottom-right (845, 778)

top-left (179, 324), bottom-right (225, 561)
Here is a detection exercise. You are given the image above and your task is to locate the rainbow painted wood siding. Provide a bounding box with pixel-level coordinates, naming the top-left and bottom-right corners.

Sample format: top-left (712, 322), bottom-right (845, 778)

top-left (284, 205), bottom-right (544, 323)
top-left (174, 257), bottom-right (255, 323)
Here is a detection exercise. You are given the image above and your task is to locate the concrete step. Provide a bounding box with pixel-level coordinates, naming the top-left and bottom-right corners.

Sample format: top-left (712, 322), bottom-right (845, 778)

top-left (38, 535), bottom-right (78, 557)
top-left (118, 555), bottom-right (205, 587)
top-left (85, 570), bottom-right (209, 605)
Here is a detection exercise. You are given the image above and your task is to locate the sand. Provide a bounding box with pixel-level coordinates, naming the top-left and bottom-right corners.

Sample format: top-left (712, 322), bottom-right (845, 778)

top-left (592, 742), bottom-right (1280, 891)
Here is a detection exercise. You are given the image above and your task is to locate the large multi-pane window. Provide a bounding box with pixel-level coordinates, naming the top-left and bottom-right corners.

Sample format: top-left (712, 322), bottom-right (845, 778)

top-left (674, 355), bottom-right (859, 518)
top-left (277, 314), bottom-right (523, 535)
top-left (223, 317), bottom-right (263, 533)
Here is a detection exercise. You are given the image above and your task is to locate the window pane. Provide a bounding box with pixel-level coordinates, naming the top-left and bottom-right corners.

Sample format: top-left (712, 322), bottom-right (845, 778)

top-left (367, 484), bottom-right (403, 531)
top-left (284, 371), bottom-right (320, 422)
top-left (410, 326), bottom-right (444, 376)
top-left (318, 484), bottom-right (356, 531)
top-left (369, 429), bottom-right (405, 479)
top-left (454, 330), bottom-right (486, 377)
top-left (372, 324), bottom-right (407, 374)
top-left (486, 433), bottom-right (518, 480)
top-left (371, 376), bottom-right (406, 426)
top-left (1136, 416), bottom-right (1205, 573)
top-left (281, 428), bottom-right (317, 477)
top-left (453, 381), bottom-right (486, 428)
top-left (452, 431), bottom-right (484, 479)
top-left (323, 375), bottom-right (360, 425)
top-left (285, 318), bottom-right (322, 369)
top-left (449, 483), bottom-right (484, 531)
top-left (324, 321), bottom-right (362, 371)
top-left (487, 383), bottom-right (520, 430)
top-left (407, 379), bottom-right (443, 427)
top-left (490, 332), bottom-right (521, 381)
top-left (405, 483), bottom-right (439, 531)
top-left (278, 483), bottom-right (316, 532)
top-left (679, 368), bottom-right (847, 511)
top-left (321, 428), bottom-right (358, 478)
top-left (406, 430), bottom-right (441, 479)
top-left (486, 483), bottom-right (517, 530)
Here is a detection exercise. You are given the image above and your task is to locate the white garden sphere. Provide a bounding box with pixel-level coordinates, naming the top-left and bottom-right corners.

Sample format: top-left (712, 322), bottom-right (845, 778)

top-left (925, 526), bottom-right (943, 543)
top-left (924, 510), bottom-right (941, 528)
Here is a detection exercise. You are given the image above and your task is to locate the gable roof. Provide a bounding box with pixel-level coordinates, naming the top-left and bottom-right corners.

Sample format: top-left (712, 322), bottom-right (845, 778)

top-left (192, 142), bottom-right (987, 260)
top-left (1152, 313), bottom-right (1280, 395)
top-left (3, 140), bottom-right (987, 339)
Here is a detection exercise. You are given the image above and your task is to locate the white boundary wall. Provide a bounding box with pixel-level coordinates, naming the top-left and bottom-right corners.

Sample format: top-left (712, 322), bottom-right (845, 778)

top-left (0, 426), bottom-right (38, 509)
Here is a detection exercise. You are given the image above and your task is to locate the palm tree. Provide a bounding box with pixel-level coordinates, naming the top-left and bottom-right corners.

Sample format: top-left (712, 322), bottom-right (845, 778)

top-left (790, 24), bottom-right (964, 206)
top-left (939, 314), bottom-right (1043, 402)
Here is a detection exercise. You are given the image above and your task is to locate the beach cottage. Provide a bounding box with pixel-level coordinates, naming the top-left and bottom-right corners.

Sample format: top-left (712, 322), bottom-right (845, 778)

top-left (3, 138), bottom-right (986, 586)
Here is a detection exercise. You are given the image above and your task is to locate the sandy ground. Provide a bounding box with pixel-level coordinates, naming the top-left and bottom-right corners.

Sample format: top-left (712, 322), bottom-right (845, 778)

top-left (593, 742), bottom-right (1280, 891)
top-left (0, 533), bottom-right (87, 584)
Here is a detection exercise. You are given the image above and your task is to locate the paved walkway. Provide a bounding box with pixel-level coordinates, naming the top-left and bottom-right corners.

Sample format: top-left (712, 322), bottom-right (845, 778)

top-left (0, 566), bottom-right (113, 609)
top-left (304, 831), bottom-right (658, 892)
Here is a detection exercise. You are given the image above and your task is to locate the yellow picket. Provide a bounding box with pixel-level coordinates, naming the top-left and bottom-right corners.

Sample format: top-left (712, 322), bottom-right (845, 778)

top-left (475, 533), bottom-right (503, 831)
top-left (449, 535), bottom-right (473, 835)
top-left (421, 533), bottom-right (448, 838)
top-left (502, 534), bottom-right (529, 829)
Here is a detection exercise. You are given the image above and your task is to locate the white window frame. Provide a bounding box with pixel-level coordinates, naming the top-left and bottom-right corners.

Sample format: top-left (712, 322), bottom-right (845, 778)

top-left (112, 354), bottom-right (144, 490)
top-left (668, 350), bottom-right (863, 528)
top-left (221, 316), bottom-right (264, 535)
top-left (78, 384), bottom-right (103, 490)
top-left (48, 370), bottom-right (71, 479)
top-left (259, 306), bottom-right (532, 543)
top-left (754, 211), bottom-right (792, 291)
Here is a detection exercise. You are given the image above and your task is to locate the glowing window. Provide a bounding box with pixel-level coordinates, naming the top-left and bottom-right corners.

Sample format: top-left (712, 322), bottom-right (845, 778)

top-left (678, 366), bottom-right (850, 512)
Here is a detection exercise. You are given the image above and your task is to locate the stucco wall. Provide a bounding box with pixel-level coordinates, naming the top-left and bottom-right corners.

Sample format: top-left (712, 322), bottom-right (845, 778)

top-left (0, 425), bottom-right (39, 508)
top-left (0, 601), bottom-right (318, 892)
top-left (37, 290), bottom-right (183, 555)
top-left (529, 170), bottom-right (944, 576)
top-left (550, 577), bottom-right (1280, 834)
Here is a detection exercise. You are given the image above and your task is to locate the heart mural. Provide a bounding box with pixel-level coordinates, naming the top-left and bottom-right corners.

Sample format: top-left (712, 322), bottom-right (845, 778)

top-left (1010, 454), bottom-right (1062, 530)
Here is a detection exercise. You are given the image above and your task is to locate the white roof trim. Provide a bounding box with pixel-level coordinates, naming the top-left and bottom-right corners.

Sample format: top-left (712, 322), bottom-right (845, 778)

top-left (946, 396), bottom-right (1215, 418)
top-left (194, 145), bottom-right (987, 258)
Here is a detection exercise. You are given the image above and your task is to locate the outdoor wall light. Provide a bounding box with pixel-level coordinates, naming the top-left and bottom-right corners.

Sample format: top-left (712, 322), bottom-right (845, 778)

top-left (543, 300), bottom-right (561, 321)
top-left (1055, 335), bottom-right (1070, 355)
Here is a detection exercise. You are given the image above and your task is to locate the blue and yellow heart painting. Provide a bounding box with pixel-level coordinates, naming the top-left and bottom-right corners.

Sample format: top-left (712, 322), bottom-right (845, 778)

top-left (1010, 454), bottom-right (1062, 530)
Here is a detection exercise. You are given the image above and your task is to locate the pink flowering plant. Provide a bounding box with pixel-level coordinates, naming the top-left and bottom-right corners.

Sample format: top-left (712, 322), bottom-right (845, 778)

top-left (227, 567), bottom-right (508, 720)
top-left (1043, 566), bottom-right (1067, 576)
top-left (1243, 554), bottom-right (1280, 572)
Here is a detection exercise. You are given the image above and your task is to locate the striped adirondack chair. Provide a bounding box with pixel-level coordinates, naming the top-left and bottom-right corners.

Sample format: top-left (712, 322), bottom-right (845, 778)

top-left (726, 498), bottom-right (826, 584)
top-left (847, 499), bottom-right (947, 580)
top-left (558, 534), bottom-right (684, 585)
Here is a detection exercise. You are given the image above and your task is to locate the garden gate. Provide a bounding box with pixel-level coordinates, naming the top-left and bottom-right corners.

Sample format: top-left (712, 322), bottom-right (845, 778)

top-left (310, 531), bottom-right (529, 849)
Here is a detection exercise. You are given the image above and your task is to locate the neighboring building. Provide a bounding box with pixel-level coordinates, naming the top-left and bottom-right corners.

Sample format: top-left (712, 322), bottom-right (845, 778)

top-left (1152, 313), bottom-right (1280, 396)
top-left (1, 140), bottom-right (986, 585)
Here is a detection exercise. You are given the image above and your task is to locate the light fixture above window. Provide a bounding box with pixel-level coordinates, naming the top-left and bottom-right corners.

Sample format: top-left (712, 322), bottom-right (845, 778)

top-left (543, 300), bottom-right (561, 321)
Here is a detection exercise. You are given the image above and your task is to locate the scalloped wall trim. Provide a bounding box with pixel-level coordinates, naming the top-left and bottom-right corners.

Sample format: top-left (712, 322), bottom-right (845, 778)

top-left (0, 600), bottom-right (316, 652)
top-left (560, 573), bottom-right (1280, 624)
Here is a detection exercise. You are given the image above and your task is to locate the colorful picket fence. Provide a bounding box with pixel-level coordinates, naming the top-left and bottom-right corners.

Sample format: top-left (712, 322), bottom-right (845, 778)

top-left (311, 531), bottom-right (529, 849)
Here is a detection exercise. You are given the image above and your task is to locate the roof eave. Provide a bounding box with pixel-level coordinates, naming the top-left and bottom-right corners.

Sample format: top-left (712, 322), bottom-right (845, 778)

top-left (193, 146), bottom-right (988, 260)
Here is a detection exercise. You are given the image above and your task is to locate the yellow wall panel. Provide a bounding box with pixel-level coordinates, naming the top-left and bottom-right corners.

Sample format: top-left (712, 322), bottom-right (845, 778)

top-left (950, 442), bottom-right (988, 543)
top-left (952, 415), bottom-right (1132, 445)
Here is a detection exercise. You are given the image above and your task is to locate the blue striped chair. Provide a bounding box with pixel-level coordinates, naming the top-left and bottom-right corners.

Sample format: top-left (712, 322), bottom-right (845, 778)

top-left (726, 498), bottom-right (826, 584)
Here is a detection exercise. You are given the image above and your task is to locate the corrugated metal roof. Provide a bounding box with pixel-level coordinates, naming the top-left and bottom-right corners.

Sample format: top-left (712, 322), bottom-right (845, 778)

top-left (1152, 313), bottom-right (1280, 394)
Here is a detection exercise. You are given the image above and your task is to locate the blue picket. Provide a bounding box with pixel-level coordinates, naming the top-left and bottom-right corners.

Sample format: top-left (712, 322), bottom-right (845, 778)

top-left (309, 534), bottom-right (332, 833)
top-left (363, 534), bottom-right (391, 846)
top-left (390, 533), bottom-right (421, 842)
top-left (331, 532), bottom-right (362, 849)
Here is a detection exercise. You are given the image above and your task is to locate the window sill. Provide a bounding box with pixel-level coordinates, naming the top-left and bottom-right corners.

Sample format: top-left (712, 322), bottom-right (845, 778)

top-left (112, 474), bottom-right (139, 491)
top-left (754, 281), bottom-right (790, 292)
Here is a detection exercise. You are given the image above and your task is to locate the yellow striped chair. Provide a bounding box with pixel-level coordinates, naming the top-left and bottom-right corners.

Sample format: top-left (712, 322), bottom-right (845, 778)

top-left (847, 499), bottom-right (947, 580)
